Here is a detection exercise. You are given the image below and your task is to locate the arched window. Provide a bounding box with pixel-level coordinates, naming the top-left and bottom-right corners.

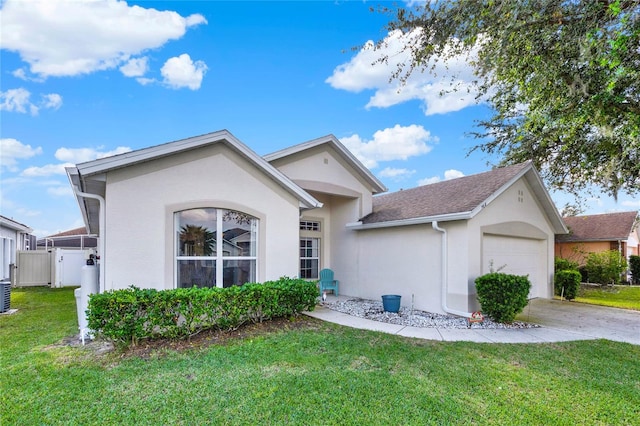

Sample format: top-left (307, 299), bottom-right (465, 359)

top-left (175, 208), bottom-right (257, 288)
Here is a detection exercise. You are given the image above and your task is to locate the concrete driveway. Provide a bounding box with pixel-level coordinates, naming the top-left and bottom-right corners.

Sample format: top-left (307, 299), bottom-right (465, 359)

top-left (517, 298), bottom-right (640, 345)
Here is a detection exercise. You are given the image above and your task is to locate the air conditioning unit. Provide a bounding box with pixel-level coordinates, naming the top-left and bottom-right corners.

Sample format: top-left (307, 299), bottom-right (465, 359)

top-left (0, 280), bottom-right (11, 313)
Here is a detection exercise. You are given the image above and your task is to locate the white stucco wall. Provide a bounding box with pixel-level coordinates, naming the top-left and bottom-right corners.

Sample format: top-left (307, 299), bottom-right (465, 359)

top-left (270, 145), bottom-right (374, 217)
top-left (348, 225), bottom-right (444, 314)
top-left (343, 175), bottom-right (557, 315)
top-left (103, 144), bottom-right (301, 291)
top-left (468, 178), bottom-right (556, 306)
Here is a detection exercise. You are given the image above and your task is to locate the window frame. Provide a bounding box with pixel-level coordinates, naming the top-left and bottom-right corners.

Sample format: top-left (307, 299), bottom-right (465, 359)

top-left (175, 208), bottom-right (258, 288)
top-left (299, 217), bottom-right (323, 280)
top-left (299, 237), bottom-right (320, 280)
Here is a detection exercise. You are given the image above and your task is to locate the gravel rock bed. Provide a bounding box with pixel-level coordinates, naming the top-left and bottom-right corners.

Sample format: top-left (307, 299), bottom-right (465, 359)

top-left (324, 298), bottom-right (540, 329)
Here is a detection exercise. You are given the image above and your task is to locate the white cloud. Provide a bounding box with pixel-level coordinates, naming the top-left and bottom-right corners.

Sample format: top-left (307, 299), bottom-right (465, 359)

top-left (378, 167), bottom-right (416, 180)
top-left (15, 207), bottom-right (41, 217)
top-left (161, 54), bottom-right (207, 90)
top-left (20, 145), bottom-right (132, 177)
top-left (120, 57), bottom-right (149, 77)
top-left (418, 176), bottom-right (441, 186)
top-left (55, 146), bottom-right (131, 163)
top-left (0, 138), bottom-right (43, 171)
top-left (136, 77), bottom-right (155, 86)
top-left (22, 163), bottom-right (74, 177)
top-left (0, 88), bottom-right (32, 113)
top-left (418, 169), bottom-right (465, 186)
top-left (444, 169), bottom-right (465, 180)
top-left (621, 200), bottom-right (640, 208)
top-left (47, 186), bottom-right (73, 197)
top-left (327, 29), bottom-right (484, 115)
top-left (0, 0), bottom-right (207, 78)
top-left (340, 124), bottom-right (435, 169)
top-left (41, 93), bottom-right (63, 110)
top-left (1, 88), bottom-right (63, 115)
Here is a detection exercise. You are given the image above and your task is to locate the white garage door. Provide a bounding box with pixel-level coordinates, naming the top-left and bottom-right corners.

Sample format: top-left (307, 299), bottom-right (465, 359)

top-left (482, 234), bottom-right (548, 298)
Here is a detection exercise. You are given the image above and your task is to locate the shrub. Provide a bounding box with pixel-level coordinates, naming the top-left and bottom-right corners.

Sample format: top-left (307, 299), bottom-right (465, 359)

top-left (629, 255), bottom-right (640, 285)
top-left (585, 250), bottom-right (628, 285)
top-left (554, 270), bottom-right (581, 300)
top-left (475, 273), bottom-right (531, 323)
top-left (87, 277), bottom-right (318, 345)
top-left (578, 265), bottom-right (589, 283)
top-left (555, 257), bottom-right (579, 272)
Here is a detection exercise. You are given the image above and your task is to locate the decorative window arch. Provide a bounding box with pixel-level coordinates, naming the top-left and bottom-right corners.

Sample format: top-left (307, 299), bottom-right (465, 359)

top-left (175, 208), bottom-right (257, 288)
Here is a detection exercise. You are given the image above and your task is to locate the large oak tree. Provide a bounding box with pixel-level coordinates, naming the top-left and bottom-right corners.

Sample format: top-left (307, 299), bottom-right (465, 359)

top-left (378, 0), bottom-right (639, 198)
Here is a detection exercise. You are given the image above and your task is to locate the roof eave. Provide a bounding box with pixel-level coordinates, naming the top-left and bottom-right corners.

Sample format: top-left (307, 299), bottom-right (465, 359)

top-left (66, 166), bottom-right (94, 234)
top-left (73, 130), bottom-right (323, 212)
top-left (347, 212), bottom-right (472, 230)
top-left (0, 216), bottom-right (33, 233)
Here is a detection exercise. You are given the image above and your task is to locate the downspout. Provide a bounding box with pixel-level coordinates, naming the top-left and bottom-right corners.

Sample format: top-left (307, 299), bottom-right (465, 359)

top-left (72, 185), bottom-right (106, 293)
top-left (432, 221), bottom-right (472, 318)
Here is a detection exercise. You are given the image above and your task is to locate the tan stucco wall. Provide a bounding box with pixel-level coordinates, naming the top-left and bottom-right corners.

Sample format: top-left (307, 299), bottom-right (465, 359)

top-left (103, 144), bottom-right (301, 291)
top-left (555, 241), bottom-right (615, 266)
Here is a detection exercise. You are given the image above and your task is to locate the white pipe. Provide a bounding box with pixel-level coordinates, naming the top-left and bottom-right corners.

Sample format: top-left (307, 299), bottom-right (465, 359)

top-left (432, 221), bottom-right (472, 318)
top-left (72, 185), bottom-right (106, 293)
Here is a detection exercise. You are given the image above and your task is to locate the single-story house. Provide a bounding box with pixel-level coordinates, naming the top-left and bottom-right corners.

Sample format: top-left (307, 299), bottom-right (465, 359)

top-left (36, 227), bottom-right (98, 250)
top-left (555, 211), bottom-right (639, 266)
top-left (67, 130), bottom-right (567, 316)
top-left (0, 215), bottom-right (35, 280)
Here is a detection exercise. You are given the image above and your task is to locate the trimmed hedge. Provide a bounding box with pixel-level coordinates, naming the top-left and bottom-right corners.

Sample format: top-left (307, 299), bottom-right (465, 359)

top-left (475, 273), bottom-right (531, 323)
top-left (554, 269), bottom-right (581, 300)
top-left (87, 277), bottom-right (318, 345)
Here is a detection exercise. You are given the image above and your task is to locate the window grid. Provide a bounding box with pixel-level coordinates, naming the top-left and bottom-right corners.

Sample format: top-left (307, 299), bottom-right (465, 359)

top-left (300, 221), bottom-right (320, 232)
top-left (300, 237), bottom-right (320, 279)
top-left (176, 208), bottom-right (257, 288)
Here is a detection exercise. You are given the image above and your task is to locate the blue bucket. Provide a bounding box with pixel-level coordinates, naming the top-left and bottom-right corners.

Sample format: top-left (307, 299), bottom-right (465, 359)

top-left (381, 295), bottom-right (401, 313)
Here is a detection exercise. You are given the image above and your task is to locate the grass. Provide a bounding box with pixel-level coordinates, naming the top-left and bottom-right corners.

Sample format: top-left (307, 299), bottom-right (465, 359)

top-left (573, 285), bottom-right (640, 311)
top-left (2, 287), bottom-right (640, 425)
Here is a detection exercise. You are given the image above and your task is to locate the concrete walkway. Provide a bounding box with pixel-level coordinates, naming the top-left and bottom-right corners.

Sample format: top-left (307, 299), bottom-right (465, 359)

top-left (304, 296), bottom-right (640, 345)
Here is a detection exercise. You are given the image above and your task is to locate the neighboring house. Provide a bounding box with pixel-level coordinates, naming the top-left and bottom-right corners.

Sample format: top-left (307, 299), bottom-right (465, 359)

top-left (66, 130), bottom-right (567, 316)
top-left (36, 227), bottom-right (98, 250)
top-left (555, 211), bottom-right (640, 266)
top-left (0, 215), bottom-right (35, 280)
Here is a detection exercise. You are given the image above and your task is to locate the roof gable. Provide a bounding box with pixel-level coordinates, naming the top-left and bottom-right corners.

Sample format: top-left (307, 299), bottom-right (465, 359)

top-left (357, 161), bottom-right (566, 233)
top-left (264, 135), bottom-right (387, 194)
top-left (68, 131), bottom-right (323, 234)
top-left (557, 211), bottom-right (639, 242)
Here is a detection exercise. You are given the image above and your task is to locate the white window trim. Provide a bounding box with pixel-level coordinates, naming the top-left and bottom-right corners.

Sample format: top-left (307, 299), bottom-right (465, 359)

top-left (175, 208), bottom-right (258, 288)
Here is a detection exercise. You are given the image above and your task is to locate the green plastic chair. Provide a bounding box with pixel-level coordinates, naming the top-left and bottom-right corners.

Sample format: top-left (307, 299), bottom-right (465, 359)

top-left (319, 268), bottom-right (339, 296)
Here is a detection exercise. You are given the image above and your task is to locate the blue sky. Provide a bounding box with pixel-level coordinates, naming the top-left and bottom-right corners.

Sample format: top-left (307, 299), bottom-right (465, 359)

top-left (1, 0), bottom-right (638, 237)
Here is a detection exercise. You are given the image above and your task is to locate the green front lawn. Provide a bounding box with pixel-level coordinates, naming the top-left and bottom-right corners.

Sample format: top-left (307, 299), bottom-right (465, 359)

top-left (2, 287), bottom-right (639, 425)
top-left (573, 285), bottom-right (640, 311)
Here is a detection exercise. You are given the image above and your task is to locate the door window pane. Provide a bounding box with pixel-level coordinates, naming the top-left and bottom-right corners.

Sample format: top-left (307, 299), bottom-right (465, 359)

top-left (300, 237), bottom-right (319, 279)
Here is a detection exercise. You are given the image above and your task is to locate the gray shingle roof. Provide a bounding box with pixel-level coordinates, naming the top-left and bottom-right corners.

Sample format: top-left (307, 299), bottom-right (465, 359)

top-left (556, 211), bottom-right (639, 242)
top-left (362, 162), bottom-right (530, 224)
